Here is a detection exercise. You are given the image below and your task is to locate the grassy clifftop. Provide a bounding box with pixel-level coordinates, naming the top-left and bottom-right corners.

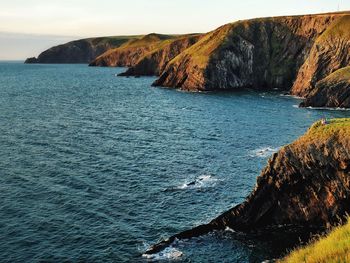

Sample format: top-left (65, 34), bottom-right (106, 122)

top-left (280, 218), bottom-right (350, 263)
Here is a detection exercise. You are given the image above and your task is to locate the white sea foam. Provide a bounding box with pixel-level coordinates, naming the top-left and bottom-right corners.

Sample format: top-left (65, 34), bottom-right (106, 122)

top-left (304, 106), bottom-right (350, 111)
top-left (177, 174), bottom-right (219, 190)
top-left (225, 226), bottom-right (236, 233)
top-left (292, 104), bottom-right (299, 108)
top-left (142, 246), bottom-right (183, 261)
top-left (249, 147), bottom-right (280, 158)
top-left (279, 94), bottom-right (304, 99)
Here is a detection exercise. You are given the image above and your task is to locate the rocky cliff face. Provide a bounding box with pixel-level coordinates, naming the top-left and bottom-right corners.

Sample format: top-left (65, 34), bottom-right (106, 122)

top-left (154, 13), bottom-right (348, 92)
top-left (145, 118), bottom-right (350, 255)
top-left (25, 36), bottom-right (138, 64)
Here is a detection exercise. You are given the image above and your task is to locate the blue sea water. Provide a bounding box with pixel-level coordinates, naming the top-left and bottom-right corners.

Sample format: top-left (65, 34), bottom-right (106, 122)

top-left (0, 62), bottom-right (349, 262)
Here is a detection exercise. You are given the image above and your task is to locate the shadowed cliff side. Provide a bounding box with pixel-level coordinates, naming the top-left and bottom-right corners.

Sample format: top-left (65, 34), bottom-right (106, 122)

top-left (24, 36), bottom-right (140, 64)
top-left (145, 118), bottom-right (350, 255)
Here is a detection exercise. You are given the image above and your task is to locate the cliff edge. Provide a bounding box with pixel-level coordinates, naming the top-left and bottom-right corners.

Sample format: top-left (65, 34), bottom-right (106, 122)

top-left (145, 118), bottom-right (350, 255)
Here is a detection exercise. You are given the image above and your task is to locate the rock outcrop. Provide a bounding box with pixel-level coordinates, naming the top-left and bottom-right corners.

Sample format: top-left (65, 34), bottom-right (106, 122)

top-left (24, 36), bottom-right (139, 64)
top-left (145, 118), bottom-right (350, 255)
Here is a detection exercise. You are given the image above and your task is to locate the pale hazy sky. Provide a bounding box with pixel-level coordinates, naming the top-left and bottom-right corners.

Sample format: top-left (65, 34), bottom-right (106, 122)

top-left (1, 0), bottom-right (349, 60)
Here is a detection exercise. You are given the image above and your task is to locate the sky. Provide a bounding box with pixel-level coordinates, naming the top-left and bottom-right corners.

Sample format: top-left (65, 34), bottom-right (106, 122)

top-left (1, 0), bottom-right (349, 60)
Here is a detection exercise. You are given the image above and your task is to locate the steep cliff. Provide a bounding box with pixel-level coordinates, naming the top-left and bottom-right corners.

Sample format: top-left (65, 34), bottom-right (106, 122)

top-left (300, 66), bottom-right (350, 108)
top-left (145, 118), bottom-right (350, 255)
top-left (24, 36), bottom-right (139, 64)
top-left (89, 33), bottom-right (201, 77)
top-left (153, 13), bottom-right (349, 91)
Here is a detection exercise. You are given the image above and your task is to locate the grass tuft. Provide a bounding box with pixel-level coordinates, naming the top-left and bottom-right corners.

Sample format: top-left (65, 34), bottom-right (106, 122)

top-left (280, 218), bottom-right (350, 263)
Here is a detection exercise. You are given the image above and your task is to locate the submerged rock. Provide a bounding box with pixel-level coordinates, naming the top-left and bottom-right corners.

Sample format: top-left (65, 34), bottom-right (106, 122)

top-left (145, 118), bottom-right (350, 255)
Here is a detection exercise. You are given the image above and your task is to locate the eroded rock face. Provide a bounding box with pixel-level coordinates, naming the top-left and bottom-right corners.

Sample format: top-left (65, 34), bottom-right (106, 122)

top-left (24, 37), bottom-right (134, 64)
top-left (145, 119), bottom-right (350, 254)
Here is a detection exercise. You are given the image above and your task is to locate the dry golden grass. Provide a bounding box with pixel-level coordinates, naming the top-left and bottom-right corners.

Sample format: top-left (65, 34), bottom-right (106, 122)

top-left (280, 219), bottom-right (350, 263)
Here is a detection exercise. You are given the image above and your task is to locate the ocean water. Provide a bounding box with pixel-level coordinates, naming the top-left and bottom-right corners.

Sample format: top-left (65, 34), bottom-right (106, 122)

top-left (0, 62), bottom-right (349, 262)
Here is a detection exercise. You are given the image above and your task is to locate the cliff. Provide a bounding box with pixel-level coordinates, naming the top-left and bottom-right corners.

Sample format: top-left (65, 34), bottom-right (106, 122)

top-left (89, 33), bottom-right (201, 76)
top-left (153, 13), bottom-right (350, 92)
top-left (145, 118), bottom-right (350, 255)
top-left (24, 36), bottom-right (140, 64)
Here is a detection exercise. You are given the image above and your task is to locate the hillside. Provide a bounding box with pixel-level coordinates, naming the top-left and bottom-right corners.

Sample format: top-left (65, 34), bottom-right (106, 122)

top-left (89, 33), bottom-right (202, 76)
top-left (24, 36), bottom-right (140, 64)
top-left (145, 118), bottom-right (350, 255)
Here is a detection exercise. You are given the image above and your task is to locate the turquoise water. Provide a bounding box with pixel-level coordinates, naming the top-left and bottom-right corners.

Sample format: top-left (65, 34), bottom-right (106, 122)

top-left (0, 62), bottom-right (349, 262)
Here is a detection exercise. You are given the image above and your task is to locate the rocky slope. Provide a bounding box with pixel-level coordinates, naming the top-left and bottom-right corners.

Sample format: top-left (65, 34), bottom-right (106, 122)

top-left (24, 36), bottom-right (140, 64)
top-left (153, 13), bottom-right (350, 92)
top-left (300, 66), bottom-right (350, 108)
top-left (145, 118), bottom-right (350, 255)
top-left (89, 33), bottom-right (201, 76)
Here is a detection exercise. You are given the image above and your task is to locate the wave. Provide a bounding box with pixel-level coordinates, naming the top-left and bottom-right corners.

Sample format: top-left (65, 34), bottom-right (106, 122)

top-left (165, 174), bottom-right (219, 192)
top-left (177, 175), bottom-right (219, 190)
top-left (142, 246), bottom-right (183, 261)
top-left (249, 147), bottom-right (280, 158)
top-left (303, 106), bottom-right (350, 111)
top-left (279, 94), bottom-right (304, 99)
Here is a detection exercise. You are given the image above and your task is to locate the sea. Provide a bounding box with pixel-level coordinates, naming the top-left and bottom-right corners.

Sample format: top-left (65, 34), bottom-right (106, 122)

top-left (0, 62), bottom-right (349, 262)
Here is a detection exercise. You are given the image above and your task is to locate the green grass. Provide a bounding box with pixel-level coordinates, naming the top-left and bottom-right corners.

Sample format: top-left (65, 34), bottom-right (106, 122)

top-left (280, 219), bottom-right (350, 263)
top-left (302, 118), bottom-right (350, 141)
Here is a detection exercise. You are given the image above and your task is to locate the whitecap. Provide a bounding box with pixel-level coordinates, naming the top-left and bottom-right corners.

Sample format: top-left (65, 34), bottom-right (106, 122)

top-left (279, 94), bottom-right (304, 99)
top-left (177, 174), bottom-right (219, 190)
top-left (225, 226), bottom-right (236, 233)
top-left (304, 106), bottom-right (350, 111)
top-left (292, 104), bottom-right (299, 108)
top-left (142, 246), bottom-right (183, 261)
top-left (249, 147), bottom-right (280, 158)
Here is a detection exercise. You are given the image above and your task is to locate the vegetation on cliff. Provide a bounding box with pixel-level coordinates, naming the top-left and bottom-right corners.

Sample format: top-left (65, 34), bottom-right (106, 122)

top-left (280, 218), bottom-right (350, 263)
